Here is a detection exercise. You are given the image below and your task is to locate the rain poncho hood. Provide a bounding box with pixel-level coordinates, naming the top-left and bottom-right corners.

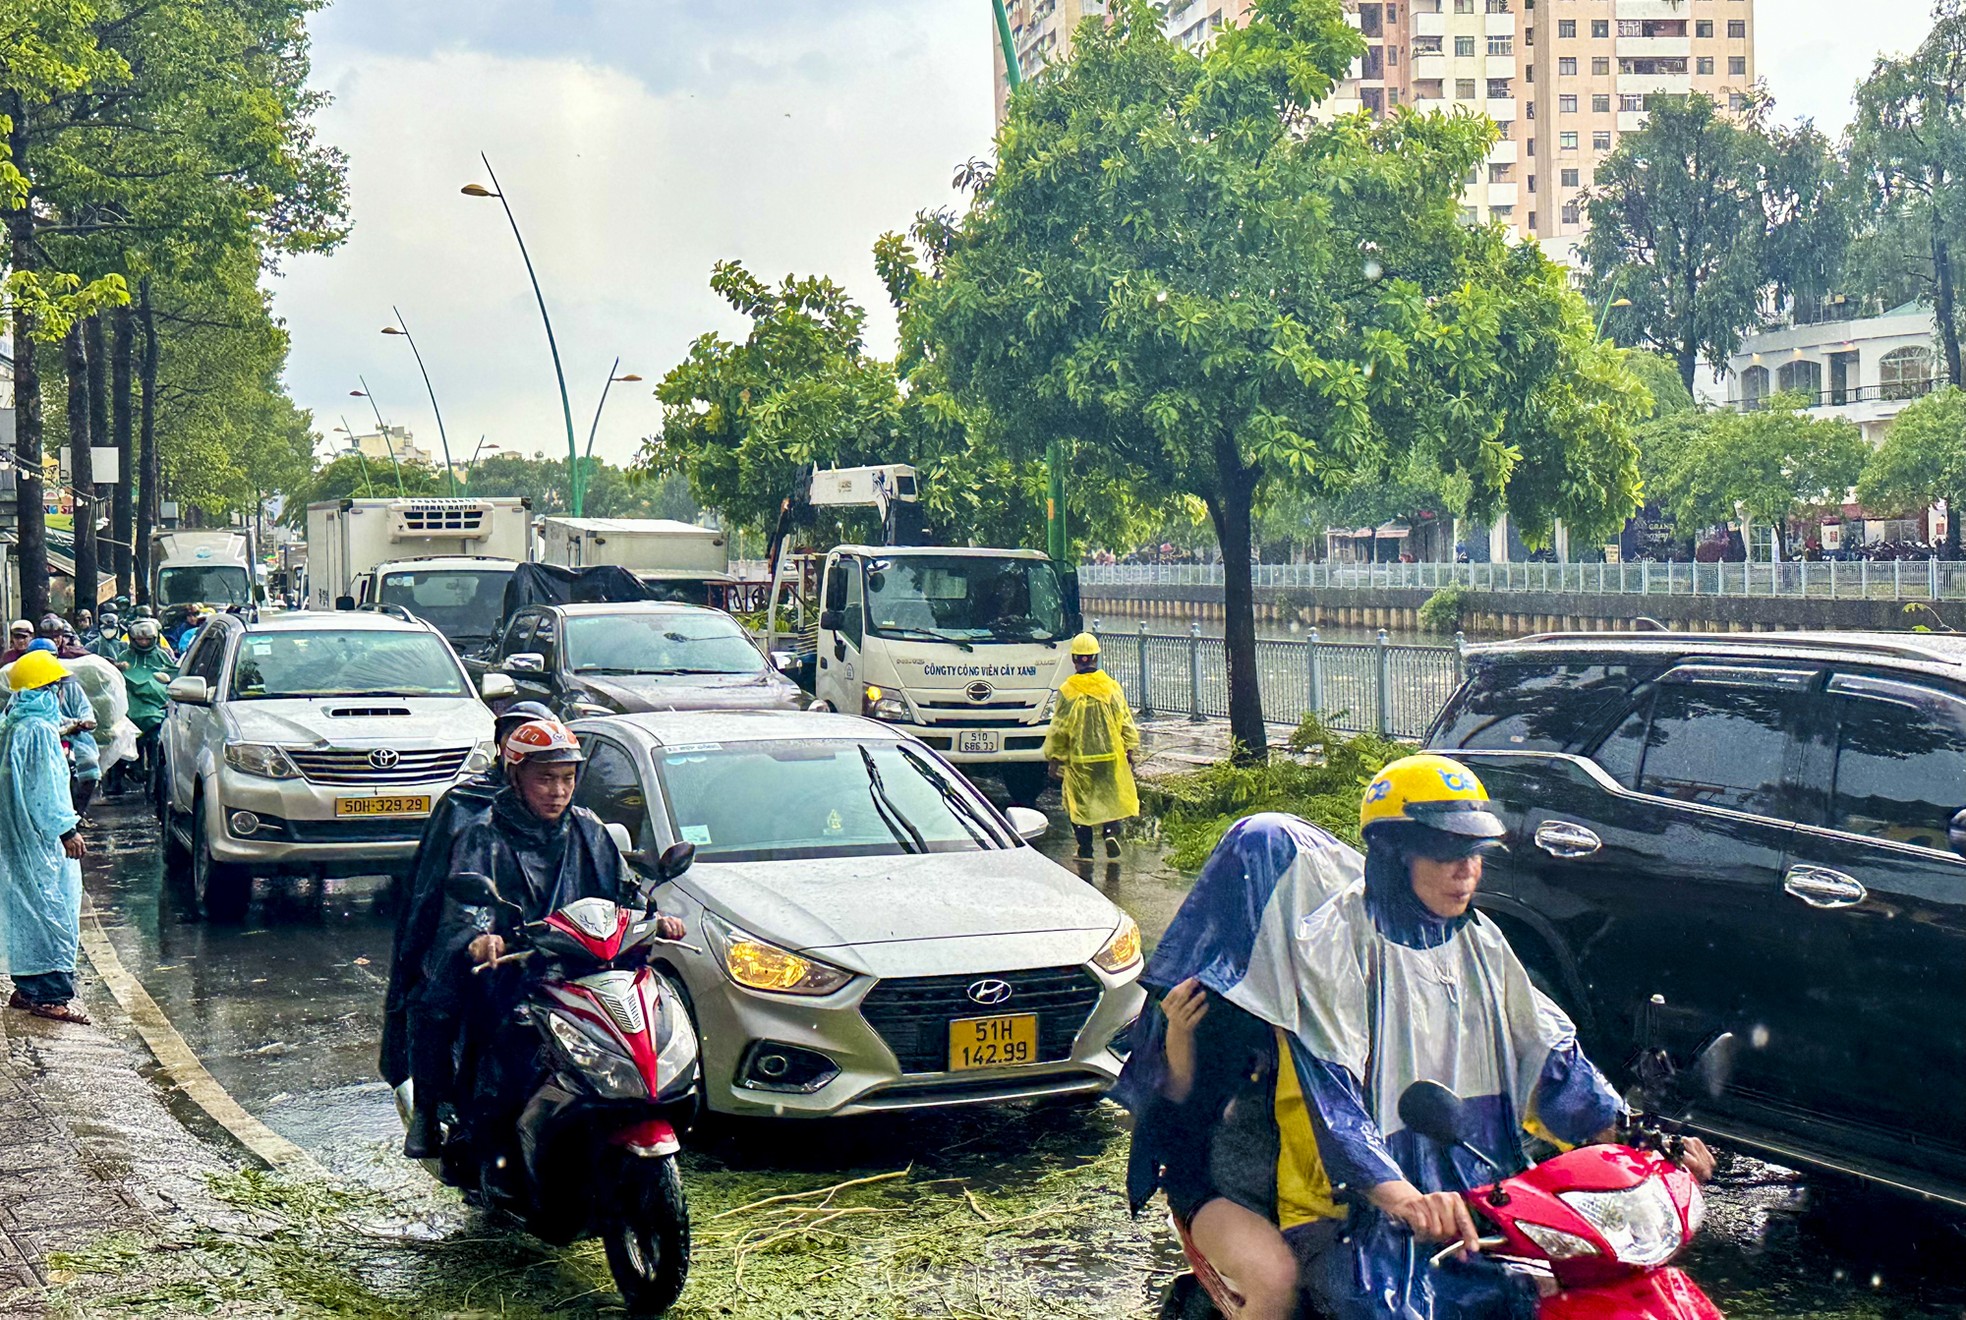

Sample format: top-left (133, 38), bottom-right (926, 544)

top-left (1041, 669), bottom-right (1140, 826)
top-left (122, 642), bottom-right (178, 732)
top-left (0, 688), bottom-right (83, 979)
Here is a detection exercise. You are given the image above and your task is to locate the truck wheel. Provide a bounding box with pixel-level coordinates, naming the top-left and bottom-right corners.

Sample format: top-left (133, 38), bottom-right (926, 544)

top-left (191, 798), bottom-right (251, 923)
top-left (604, 1153), bottom-right (690, 1316)
top-left (1000, 763), bottom-right (1048, 809)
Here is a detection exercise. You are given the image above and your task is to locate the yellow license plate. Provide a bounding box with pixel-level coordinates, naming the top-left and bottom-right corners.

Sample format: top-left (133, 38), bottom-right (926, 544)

top-left (948, 1014), bottom-right (1038, 1071)
top-left (335, 795), bottom-right (431, 817)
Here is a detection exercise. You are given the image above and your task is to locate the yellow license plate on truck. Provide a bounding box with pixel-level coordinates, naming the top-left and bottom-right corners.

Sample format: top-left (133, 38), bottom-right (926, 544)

top-left (948, 1014), bottom-right (1038, 1070)
top-left (335, 795), bottom-right (431, 817)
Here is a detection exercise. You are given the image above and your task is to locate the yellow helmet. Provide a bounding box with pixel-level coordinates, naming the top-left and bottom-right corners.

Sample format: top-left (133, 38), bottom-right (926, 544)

top-left (1360, 754), bottom-right (1507, 842)
top-left (1068, 632), bottom-right (1100, 657)
top-left (8, 651), bottom-right (67, 693)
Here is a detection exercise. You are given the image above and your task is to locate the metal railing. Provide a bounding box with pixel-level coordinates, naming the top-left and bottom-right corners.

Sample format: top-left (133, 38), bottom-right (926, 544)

top-left (1080, 558), bottom-right (1966, 602)
top-left (1092, 622), bottom-right (1464, 741)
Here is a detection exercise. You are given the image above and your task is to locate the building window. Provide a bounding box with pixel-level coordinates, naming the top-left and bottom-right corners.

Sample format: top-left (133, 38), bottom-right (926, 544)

top-left (1730, 92), bottom-right (1749, 110)
top-left (1560, 131), bottom-right (1579, 149)
top-left (1387, 4), bottom-right (1397, 18)
top-left (1729, 56), bottom-right (1747, 75)
top-left (1528, 174), bottom-right (1537, 192)
top-left (1593, 130), bottom-right (1613, 150)
top-left (1561, 168), bottom-right (1580, 186)
top-left (1696, 19), bottom-right (1713, 37)
top-left (1457, 78), bottom-right (1478, 99)
top-left (1728, 19), bottom-right (1747, 38)
top-left (1740, 365), bottom-right (1770, 407)
top-left (1527, 137), bottom-right (1536, 155)
top-left (1593, 93), bottom-right (1610, 112)
top-left (1558, 19), bottom-right (1576, 37)
top-left (1620, 93), bottom-right (1646, 112)
top-left (1559, 93), bottom-right (1578, 112)
top-left (1454, 0), bottom-right (1475, 13)
top-left (1388, 46), bottom-right (1399, 64)
top-left (1461, 206), bottom-right (1480, 224)
top-left (1456, 35), bottom-right (1477, 56)
top-left (1488, 78), bottom-right (1512, 99)
top-left (1414, 35), bottom-right (1443, 53)
top-left (1525, 64), bottom-right (1534, 80)
top-left (1388, 87), bottom-right (1402, 104)
top-left (1529, 211), bottom-right (1538, 228)
top-left (1561, 201), bottom-right (1582, 225)
top-left (1697, 56), bottom-right (1715, 75)
top-left (1777, 358), bottom-right (1824, 400)
top-left (1490, 163), bottom-right (1512, 182)
top-left (1591, 19), bottom-right (1609, 37)
top-left (1488, 36), bottom-right (1513, 56)
top-left (1592, 56), bottom-right (1611, 75)
top-left (1880, 346), bottom-right (1937, 400)
top-left (1559, 56), bottom-right (1577, 75)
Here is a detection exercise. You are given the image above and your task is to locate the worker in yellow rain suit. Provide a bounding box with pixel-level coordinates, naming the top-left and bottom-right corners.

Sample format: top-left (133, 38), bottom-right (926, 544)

top-left (1043, 633), bottom-right (1141, 860)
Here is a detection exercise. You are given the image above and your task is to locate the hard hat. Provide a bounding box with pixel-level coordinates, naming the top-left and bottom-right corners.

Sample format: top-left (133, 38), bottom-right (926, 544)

top-left (502, 719), bottom-right (586, 768)
top-left (1069, 633), bottom-right (1101, 657)
top-left (1360, 754), bottom-right (1507, 841)
top-left (9, 651), bottom-right (67, 692)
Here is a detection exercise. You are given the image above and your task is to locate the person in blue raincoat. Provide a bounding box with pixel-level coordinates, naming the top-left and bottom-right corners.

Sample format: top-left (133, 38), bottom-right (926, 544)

top-left (0, 650), bottom-right (91, 1024)
top-left (1287, 755), bottom-right (1714, 1319)
top-left (1116, 813), bottom-right (1362, 1320)
top-left (23, 639), bottom-right (101, 819)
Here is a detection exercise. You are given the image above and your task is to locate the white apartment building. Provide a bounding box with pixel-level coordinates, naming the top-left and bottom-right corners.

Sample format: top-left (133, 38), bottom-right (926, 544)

top-left (1726, 303), bottom-right (1947, 445)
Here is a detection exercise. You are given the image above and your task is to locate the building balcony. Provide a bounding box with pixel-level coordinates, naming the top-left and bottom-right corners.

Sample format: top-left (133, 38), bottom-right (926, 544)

top-left (1413, 52), bottom-right (1448, 80)
top-left (1414, 11), bottom-right (1447, 38)
top-left (1487, 181), bottom-right (1520, 207)
top-left (1485, 55), bottom-right (1517, 80)
top-left (1614, 0), bottom-right (1697, 19)
top-left (1488, 138), bottom-right (1519, 164)
top-left (1618, 35), bottom-right (1691, 58)
top-left (1617, 109), bottom-right (1650, 132)
top-left (1486, 96), bottom-right (1518, 121)
top-left (1618, 71), bottom-right (1690, 96)
top-left (1486, 10), bottom-right (1515, 37)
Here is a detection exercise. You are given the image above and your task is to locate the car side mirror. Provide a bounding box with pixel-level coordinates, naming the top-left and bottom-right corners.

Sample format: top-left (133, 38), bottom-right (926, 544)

top-left (1397, 1079), bottom-right (1471, 1146)
top-left (818, 609), bottom-right (843, 633)
top-left (480, 672), bottom-right (518, 702)
top-left (1950, 807), bottom-right (1966, 858)
top-left (334, 595), bottom-right (356, 611)
top-left (446, 871), bottom-right (500, 907)
top-left (768, 649), bottom-right (800, 674)
top-left (656, 840), bottom-right (696, 881)
top-left (505, 652), bottom-right (546, 675)
top-left (1005, 805), bottom-right (1049, 842)
top-left (166, 676), bottom-right (210, 705)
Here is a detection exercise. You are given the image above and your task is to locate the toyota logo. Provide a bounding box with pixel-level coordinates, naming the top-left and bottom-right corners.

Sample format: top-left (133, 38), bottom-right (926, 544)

top-left (965, 681), bottom-right (994, 703)
top-left (966, 978), bottom-right (1013, 1007)
top-left (367, 748), bottom-right (400, 770)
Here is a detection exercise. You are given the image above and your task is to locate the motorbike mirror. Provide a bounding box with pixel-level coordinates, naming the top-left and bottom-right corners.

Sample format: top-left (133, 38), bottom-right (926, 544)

top-left (1950, 807), bottom-right (1966, 858)
top-left (1398, 1080), bottom-right (1472, 1147)
top-left (656, 840), bottom-right (696, 881)
top-left (446, 871), bottom-right (501, 908)
top-left (603, 822), bottom-right (635, 856)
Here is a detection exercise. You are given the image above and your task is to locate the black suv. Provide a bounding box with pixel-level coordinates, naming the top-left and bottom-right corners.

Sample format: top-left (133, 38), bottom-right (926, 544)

top-left (1427, 631), bottom-right (1966, 1210)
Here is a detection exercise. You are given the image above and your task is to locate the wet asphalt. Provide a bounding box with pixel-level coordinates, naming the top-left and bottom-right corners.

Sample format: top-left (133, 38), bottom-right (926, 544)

top-left (74, 788), bottom-right (1966, 1318)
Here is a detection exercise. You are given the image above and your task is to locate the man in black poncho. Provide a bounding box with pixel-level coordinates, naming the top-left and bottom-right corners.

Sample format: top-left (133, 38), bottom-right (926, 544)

top-left (384, 701), bottom-right (556, 1158)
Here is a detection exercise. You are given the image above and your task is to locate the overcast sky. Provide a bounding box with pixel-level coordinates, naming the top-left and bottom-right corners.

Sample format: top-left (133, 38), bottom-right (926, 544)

top-left (277, 0), bottom-right (1938, 471)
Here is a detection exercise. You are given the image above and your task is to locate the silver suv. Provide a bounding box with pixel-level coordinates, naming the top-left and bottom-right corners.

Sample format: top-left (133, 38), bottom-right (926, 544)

top-left (157, 611), bottom-right (513, 919)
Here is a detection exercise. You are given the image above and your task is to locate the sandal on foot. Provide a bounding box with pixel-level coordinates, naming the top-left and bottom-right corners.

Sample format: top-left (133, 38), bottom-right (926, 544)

top-left (6, 991), bottom-right (30, 1011)
top-left (27, 1002), bottom-right (90, 1025)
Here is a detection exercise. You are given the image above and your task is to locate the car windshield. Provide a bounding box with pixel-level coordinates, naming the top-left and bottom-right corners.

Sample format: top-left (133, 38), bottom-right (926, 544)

top-left (863, 555), bottom-right (1066, 644)
top-left (230, 630), bottom-right (470, 699)
top-left (377, 569), bottom-right (513, 645)
top-left (159, 564), bottom-right (251, 607)
top-left (564, 612), bottom-right (764, 676)
top-left (654, 739), bottom-right (1002, 861)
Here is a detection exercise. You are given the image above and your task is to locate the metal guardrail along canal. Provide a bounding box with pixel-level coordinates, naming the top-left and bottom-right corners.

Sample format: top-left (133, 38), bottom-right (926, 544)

top-left (1091, 623), bottom-right (1464, 741)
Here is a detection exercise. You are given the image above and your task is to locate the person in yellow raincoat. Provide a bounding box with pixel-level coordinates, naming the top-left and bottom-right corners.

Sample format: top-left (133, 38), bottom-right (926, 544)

top-left (1043, 633), bottom-right (1141, 859)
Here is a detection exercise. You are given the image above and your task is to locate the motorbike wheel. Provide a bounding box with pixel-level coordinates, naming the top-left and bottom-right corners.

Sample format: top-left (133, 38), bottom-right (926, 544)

top-left (604, 1153), bottom-right (690, 1316)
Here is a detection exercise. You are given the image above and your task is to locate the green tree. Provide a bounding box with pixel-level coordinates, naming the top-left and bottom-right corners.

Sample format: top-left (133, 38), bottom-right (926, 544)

top-left (283, 453), bottom-right (442, 521)
top-left (899, 0), bottom-right (1644, 758)
top-left (1583, 94), bottom-right (1846, 393)
top-left (1624, 350), bottom-right (1696, 416)
top-left (1857, 385), bottom-right (1966, 556)
top-left (1648, 397), bottom-right (1869, 559)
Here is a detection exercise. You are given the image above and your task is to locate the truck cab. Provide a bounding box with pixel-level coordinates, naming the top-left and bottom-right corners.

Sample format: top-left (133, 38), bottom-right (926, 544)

top-left (809, 546), bottom-right (1075, 805)
top-left (365, 555), bottom-right (518, 658)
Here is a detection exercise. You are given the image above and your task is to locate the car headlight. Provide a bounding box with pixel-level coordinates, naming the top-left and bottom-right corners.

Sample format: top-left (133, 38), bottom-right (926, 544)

top-left (547, 1012), bottom-right (648, 1100)
top-left (1041, 690), bottom-right (1059, 722)
top-left (223, 743), bottom-right (300, 779)
top-left (1561, 1177), bottom-right (1686, 1267)
top-left (1092, 913), bottom-right (1142, 973)
top-left (706, 914), bottom-right (854, 995)
top-left (461, 740), bottom-right (497, 774)
top-left (570, 700), bottom-right (614, 718)
top-left (862, 684), bottom-right (912, 723)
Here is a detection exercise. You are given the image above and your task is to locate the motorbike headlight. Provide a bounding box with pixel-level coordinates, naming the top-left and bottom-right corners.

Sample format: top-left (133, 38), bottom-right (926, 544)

top-left (707, 915), bottom-right (854, 995)
top-left (546, 1012), bottom-right (648, 1100)
top-left (1092, 913), bottom-right (1142, 973)
top-left (223, 743), bottom-right (300, 780)
top-left (1561, 1177), bottom-right (1686, 1267)
top-left (461, 740), bottom-right (497, 775)
top-left (862, 684), bottom-right (912, 723)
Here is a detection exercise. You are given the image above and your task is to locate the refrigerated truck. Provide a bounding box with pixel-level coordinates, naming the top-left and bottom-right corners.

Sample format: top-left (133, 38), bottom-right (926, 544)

top-left (537, 517), bottom-right (732, 602)
top-left (306, 497), bottom-right (531, 650)
top-left (151, 530), bottom-right (255, 610)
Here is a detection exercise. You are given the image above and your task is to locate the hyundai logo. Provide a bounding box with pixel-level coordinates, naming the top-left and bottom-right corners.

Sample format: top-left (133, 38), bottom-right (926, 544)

top-left (965, 681), bottom-right (994, 703)
top-left (966, 978), bottom-right (1013, 1007)
top-left (367, 748), bottom-right (400, 770)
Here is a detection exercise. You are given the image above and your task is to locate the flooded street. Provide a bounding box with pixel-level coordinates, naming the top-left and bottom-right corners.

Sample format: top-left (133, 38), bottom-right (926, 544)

top-left (62, 790), bottom-right (1966, 1318)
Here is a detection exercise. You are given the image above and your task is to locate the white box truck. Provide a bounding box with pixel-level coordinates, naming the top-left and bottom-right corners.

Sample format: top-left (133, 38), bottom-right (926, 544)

top-left (306, 497), bottom-right (531, 652)
top-left (537, 517), bottom-right (732, 601)
top-left (151, 530), bottom-right (255, 610)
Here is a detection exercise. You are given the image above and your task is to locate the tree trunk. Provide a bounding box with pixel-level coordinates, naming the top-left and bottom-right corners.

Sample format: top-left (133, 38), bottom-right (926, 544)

top-left (4, 95), bottom-right (50, 622)
top-left (135, 278), bottom-right (161, 606)
top-left (1676, 342), bottom-right (1698, 396)
top-left (65, 324), bottom-right (97, 614)
top-left (111, 307), bottom-right (136, 598)
top-left (1934, 230), bottom-right (1963, 390)
top-left (1206, 452), bottom-right (1267, 764)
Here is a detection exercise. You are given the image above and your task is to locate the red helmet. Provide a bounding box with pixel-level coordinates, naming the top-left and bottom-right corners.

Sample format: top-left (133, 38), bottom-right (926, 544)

top-left (502, 719), bottom-right (586, 768)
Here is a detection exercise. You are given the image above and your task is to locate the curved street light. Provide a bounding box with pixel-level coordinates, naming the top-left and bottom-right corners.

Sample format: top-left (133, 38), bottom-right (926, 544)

top-left (462, 157), bottom-right (583, 515)
top-left (581, 358), bottom-right (644, 498)
top-left (333, 421), bottom-right (383, 497)
top-left (346, 386), bottom-right (408, 497)
top-left (382, 309), bottom-right (460, 495)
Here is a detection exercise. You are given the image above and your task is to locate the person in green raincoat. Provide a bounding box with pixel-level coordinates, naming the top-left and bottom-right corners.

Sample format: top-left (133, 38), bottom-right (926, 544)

top-left (1043, 633), bottom-right (1141, 860)
top-left (109, 619), bottom-right (176, 796)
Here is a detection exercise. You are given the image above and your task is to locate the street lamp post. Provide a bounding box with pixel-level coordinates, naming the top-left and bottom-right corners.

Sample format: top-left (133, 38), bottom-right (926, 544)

top-left (462, 156), bottom-right (583, 516)
top-left (463, 437), bottom-right (500, 492)
top-left (346, 386), bottom-right (408, 497)
top-left (580, 358), bottom-right (643, 507)
top-left (382, 309), bottom-right (460, 495)
top-left (990, 0), bottom-right (1068, 567)
top-left (334, 421), bottom-right (381, 497)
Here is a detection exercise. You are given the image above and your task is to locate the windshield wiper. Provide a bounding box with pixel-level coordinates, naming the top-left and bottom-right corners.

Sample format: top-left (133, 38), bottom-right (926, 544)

top-left (859, 745), bottom-right (925, 855)
top-left (874, 626), bottom-right (975, 653)
top-left (897, 744), bottom-right (998, 849)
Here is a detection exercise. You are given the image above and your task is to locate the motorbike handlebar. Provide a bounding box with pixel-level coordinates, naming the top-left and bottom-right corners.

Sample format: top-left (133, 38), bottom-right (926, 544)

top-left (1428, 1235), bottom-right (1509, 1268)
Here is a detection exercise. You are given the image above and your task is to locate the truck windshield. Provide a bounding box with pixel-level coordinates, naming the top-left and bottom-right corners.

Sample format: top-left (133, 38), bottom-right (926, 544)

top-left (862, 555), bottom-right (1066, 644)
top-left (654, 739), bottom-right (999, 861)
top-left (564, 612), bottom-right (764, 676)
top-left (377, 569), bottom-right (514, 645)
top-left (230, 631), bottom-right (469, 700)
top-left (158, 565), bottom-right (251, 607)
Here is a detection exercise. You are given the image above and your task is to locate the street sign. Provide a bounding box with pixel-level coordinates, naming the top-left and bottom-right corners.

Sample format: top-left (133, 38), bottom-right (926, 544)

top-left (58, 447), bottom-right (122, 484)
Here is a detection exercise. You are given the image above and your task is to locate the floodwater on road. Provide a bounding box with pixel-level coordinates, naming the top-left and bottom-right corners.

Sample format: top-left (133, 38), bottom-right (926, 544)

top-left (65, 791), bottom-right (1966, 1318)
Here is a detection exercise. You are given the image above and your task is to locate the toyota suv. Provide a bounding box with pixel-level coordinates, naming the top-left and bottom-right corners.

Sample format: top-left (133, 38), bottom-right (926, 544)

top-left (157, 611), bottom-right (514, 920)
top-left (1427, 631), bottom-right (1966, 1210)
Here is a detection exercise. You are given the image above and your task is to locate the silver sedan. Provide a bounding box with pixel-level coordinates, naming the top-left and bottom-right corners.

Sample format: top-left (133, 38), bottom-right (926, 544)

top-left (567, 709), bottom-right (1146, 1118)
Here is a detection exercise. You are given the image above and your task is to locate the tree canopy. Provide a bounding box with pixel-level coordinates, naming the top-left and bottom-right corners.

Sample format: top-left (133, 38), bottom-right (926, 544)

top-left (1646, 398), bottom-right (1868, 558)
top-left (1857, 385), bottom-right (1966, 555)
